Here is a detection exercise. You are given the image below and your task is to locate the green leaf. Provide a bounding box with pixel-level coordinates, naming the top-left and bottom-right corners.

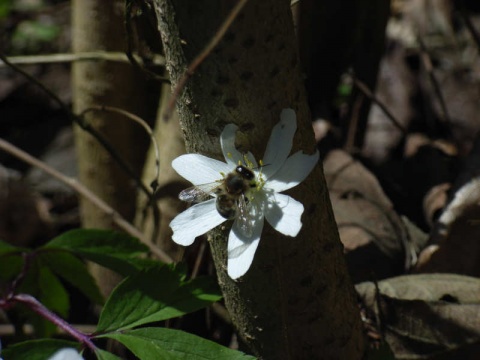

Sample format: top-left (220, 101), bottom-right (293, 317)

top-left (2, 339), bottom-right (80, 360)
top-left (44, 229), bottom-right (149, 276)
top-left (0, 241), bottom-right (27, 284)
top-left (0, 0), bottom-right (13, 19)
top-left (16, 261), bottom-right (68, 336)
top-left (40, 251), bottom-right (104, 305)
top-left (37, 265), bottom-right (70, 318)
top-left (0, 253), bottom-right (23, 283)
top-left (0, 239), bottom-right (25, 254)
top-left (102, 327), bottom-right (255, 360)
top-left (45, 229), bottom-right (148, 256)
top-left (95, 348), bottom-right (123, 360)
top-left (97, 266), bottom-right (222, 332)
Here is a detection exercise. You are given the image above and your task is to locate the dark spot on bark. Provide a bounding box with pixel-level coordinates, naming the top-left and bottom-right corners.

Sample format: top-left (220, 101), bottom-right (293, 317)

top-left (216, 75), bottom-right (230, 85)
top-left (291, 55), bottom-right (298, 67)
top-left (325, 335), bottom-right (336, 345)
top-left (239, 123), bottom-right (254, 132)
top-left (277, 42), bottom-right (286, 51)
top-left (224, 97), bottom-right (239, 108)
top-left (267, 101), bottom-right (277, 110)
top-left (242, 36), bottom-right (255, 48)
top-left (224, 31), bottom-right (236, 43)
top-left (227, 56), bottom-right (239, 65)
top-left (240, 71), bottom-right (253, 81)
top-left (295, 90), bottom-right (301, 102)
top-left (215, 119), bottom-right (229, 129)
top-left (316, 282), bottom-right (327, 296)
top-left (323, 241), bottom-right (335, 253)
top-left (308, 203), bottom-right (316, 215)
top-left (269, 67), bottom-right (280, 78)
top-left (265, 33), bottom-right (274, 42)
top-left (288, 296), bottom-right (300, 306)
top-left (300, 276), bottom-right (313, 287)
top-left (210, 88), bottom-right (223, 97)
top-left (213, 45), bottom-right (223, 54)
top-left (206, 127), bottom-right (220, 137)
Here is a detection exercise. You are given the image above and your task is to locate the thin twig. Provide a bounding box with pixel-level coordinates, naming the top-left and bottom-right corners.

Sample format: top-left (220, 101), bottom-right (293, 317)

top-left (417, 36), bottom-right (452, 124)
top-left (80, 105), bottom-right (162, 243)
top-left (12, 294), bottom-right (97, 351)
top-left (350, 73), bottom-right (407, 135)
top-left (0, 51), bottom-right (165, 67)
top-left (80, 106), bottom-right (161, 190)
top-left (164, 0), bottom-right (250, 119)
top-left (0, 138), bottom-right (173, 264)
top-left (0, 52), bottom-right (155, 204)
top-left (345, 93), bottom-right (363, 153)
top-left (191, 241), bottom-right (207, 279)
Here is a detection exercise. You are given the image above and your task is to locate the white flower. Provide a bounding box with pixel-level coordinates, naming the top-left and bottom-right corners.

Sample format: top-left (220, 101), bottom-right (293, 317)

top-left (47, 348), bottom-right (84, 360)
top-left (170, 109), bottom-right (319, 279)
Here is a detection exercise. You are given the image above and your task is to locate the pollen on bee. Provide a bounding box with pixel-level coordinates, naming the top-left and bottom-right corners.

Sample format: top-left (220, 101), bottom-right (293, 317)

top-left (227, 152), bottom-right (233, 158)
top-left (259, 159), bottom-right (264, 166)
top-left (241, 154), bottom-right (255, 169)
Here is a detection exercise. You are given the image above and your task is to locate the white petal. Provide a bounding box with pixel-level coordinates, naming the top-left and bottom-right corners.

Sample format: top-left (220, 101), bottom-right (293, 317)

top-left (47, 349), bottom-right (84, 360)
top-left (220, 124), bottom-right (258, 168)
top-left (227, 216), bottom-right (264, 279)
top-left (265, 193), bottom-right (304, 237)
top-left (172, 154), bottom-right (231, 185)
top-left (265, 150), bottom-right (319, 192)
top-left (220, 124), bottom-right (243, 166)
top-left (262, 108), bottom-right (297, 178)
top-left (170, 199), bottom-right (226, 245)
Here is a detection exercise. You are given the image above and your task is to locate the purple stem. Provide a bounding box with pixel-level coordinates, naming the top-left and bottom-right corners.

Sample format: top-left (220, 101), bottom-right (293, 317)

top-left (12, 294), bottom-right (97, 352)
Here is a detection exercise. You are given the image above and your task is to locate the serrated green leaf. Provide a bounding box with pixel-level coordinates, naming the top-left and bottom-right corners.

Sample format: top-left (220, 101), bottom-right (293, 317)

top-left (97, 266), bottom-right (222, 332)
top-left (45, 229), bottom-right (148, 255)
top-left (2, 339), bottom-right (79, 360)
top-left (102, 327), bottom-right (255, 360)
top-left (44, 229), bottom-right (149, 276)
top-left (95, 348), bottom-right (123, 360)
top-left (40, 251), bottom-right (104, 305)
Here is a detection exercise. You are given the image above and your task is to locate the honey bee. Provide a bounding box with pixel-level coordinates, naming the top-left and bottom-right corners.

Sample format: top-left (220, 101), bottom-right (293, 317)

top-left (178, 165), bottom-right (257, 237)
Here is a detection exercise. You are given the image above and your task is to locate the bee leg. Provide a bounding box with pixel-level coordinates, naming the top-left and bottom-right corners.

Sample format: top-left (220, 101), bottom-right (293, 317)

top-left (216, 194), bottom-right (236, 219)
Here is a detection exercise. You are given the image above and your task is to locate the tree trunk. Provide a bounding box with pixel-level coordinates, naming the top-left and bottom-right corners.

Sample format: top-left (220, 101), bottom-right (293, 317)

top-left (155, 0), bottom-right (365, 358)
top-left (72, 0), bottom-right (150, 296)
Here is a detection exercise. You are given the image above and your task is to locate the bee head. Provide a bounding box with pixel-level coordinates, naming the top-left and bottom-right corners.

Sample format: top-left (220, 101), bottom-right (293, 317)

top-left (235, 165), bottom-right (255, 181)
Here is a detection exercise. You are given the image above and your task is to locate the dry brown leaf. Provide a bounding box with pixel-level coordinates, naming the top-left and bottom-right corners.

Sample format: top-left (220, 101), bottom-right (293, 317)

top-left (357, 274), bottom-right (480, 359)
top-left (417, 178), bottom-right (480, 276)
top-left (422, 182), bottom-right (450, 227)
top-left (324, 150), bottom-right (427, 282)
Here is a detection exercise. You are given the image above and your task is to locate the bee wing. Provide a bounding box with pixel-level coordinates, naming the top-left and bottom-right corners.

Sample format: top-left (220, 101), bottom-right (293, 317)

top-left (178, 182), bottom-right (221, 203)
top-left (236, 194), bottom-right (253, 238)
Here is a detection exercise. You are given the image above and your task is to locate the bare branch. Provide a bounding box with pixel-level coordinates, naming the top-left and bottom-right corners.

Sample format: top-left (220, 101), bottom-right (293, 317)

top-left (0, 138), bottom-right (173, 264)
